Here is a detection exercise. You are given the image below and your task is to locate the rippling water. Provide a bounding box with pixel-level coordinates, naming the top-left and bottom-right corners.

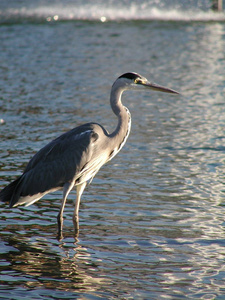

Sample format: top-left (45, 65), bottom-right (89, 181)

top-left (1, 1), bottom-right (225, 299)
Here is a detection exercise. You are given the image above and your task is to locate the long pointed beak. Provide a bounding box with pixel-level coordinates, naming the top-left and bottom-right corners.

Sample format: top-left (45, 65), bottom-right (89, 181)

top-left (144, 81), bottom-right (179, 94)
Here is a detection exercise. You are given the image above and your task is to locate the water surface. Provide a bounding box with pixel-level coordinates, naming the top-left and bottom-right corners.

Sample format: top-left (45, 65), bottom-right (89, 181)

top-left (1, 1), bottom-right (225, 299)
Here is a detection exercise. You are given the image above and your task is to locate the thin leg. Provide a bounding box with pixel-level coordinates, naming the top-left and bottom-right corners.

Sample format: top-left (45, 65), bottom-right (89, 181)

top-left (57, 182), bottom-right (74, 240)
top-left (73, 182), bottom-right (87, 235)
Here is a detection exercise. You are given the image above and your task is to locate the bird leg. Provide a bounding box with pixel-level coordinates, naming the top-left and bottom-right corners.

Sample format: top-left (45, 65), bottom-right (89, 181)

top-left (57, 182), bottom-right (74, 240)
top-left (73, 182), bottom-right (87, 236)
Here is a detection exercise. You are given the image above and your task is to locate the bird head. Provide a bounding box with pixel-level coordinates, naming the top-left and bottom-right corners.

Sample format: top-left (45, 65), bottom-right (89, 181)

top-left (116, 72), bottom-right (179, 94)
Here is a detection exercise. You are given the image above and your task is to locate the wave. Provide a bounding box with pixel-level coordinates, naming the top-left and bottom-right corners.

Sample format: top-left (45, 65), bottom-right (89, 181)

top-left (1, 3), bottom-right (225, 24)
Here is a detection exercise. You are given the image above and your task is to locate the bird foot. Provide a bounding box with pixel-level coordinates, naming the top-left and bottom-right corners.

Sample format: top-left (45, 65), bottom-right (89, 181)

top-left (57, 230), bottom-right (64, 241)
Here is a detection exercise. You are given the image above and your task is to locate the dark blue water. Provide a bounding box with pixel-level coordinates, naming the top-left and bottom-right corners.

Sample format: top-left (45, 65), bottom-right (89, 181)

top-left (1, 1), bottom-right (225, 299)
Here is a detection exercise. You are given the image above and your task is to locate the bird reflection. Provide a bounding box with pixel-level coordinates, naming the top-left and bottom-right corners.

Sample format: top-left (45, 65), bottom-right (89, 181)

top-left (2, 234), bottom-right (107, 292)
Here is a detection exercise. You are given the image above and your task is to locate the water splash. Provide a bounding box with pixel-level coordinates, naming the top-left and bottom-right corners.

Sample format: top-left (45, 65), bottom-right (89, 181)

top-left (1, 1), bottom-right (225, 23)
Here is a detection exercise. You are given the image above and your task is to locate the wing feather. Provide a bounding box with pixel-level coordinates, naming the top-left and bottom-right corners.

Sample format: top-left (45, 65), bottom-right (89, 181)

top-left (8, 123), bottom-right (100, 207)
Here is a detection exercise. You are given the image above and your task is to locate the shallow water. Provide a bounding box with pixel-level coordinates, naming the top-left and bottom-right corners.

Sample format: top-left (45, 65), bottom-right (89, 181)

top-left (1, 1), bottom-right (225, 299)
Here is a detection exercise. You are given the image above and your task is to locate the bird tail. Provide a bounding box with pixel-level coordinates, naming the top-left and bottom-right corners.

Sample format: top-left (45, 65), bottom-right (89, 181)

top-left (0, 177), bottom-right (21, 207)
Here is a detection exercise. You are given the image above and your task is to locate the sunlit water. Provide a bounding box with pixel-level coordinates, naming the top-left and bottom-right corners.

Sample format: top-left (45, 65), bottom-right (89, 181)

top-left (1, 1), bottom-right (225, 299)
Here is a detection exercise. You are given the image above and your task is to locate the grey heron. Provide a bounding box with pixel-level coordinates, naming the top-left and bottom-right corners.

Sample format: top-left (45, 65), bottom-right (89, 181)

top-left (0, 72), bottom-right (179, 238)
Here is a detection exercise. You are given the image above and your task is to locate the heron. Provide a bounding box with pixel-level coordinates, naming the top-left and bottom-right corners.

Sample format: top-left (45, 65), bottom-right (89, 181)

top-left (0, 72), bottom-right (179, 238)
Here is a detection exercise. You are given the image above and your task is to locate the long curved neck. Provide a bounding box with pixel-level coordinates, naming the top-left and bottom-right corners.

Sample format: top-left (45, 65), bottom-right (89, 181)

top-left (109, 84), bottom-right (131, 151)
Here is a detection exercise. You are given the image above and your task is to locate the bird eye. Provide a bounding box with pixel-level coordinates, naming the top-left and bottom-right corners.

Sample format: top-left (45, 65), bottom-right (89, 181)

top-left (134, 78), bottom-right (142, 84)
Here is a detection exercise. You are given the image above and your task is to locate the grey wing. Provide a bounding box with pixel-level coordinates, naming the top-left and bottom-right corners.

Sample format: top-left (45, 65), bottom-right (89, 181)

top-left (9, 126), bottom-right (99, 207)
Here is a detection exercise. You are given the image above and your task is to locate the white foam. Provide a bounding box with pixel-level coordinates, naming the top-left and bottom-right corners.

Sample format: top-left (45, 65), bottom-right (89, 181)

top-left (1, 3), bottom-right (225, 23)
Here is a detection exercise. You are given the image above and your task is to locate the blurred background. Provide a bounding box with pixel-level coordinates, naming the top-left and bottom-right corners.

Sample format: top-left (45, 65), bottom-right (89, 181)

top-left (1, 1), bottom-right (225, 299)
